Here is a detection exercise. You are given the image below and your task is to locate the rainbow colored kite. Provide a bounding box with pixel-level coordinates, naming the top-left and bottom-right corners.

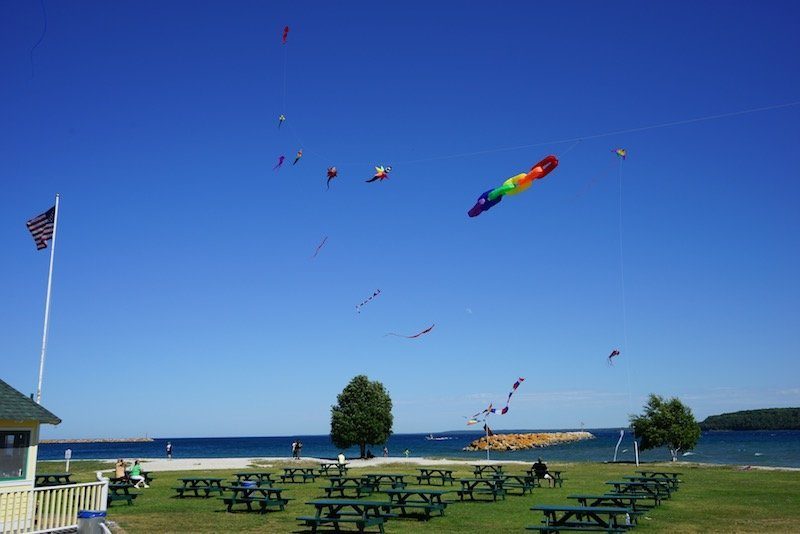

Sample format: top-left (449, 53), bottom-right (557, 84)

top-left (468, 156), bottom-right (559, 217)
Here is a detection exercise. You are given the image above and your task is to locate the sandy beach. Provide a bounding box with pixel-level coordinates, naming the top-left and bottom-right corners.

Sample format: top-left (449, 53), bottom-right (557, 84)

top-left (88, 457), bottom-right (800, 473)
top-left (130, 456), bottom-right (531, 472)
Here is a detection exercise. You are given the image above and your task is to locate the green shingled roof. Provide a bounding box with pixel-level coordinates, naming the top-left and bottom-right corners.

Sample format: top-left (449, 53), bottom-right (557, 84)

top-left (0, 379), bottom-right (61, 425)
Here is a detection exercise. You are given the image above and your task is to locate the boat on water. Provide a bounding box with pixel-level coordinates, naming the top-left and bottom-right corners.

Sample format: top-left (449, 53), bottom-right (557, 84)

top-left (425, 434), bottom-right (452, 441)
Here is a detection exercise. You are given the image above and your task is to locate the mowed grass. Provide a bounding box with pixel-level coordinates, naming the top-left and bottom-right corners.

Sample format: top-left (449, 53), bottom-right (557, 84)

top-left (38, 460), bottom-right (800, 533)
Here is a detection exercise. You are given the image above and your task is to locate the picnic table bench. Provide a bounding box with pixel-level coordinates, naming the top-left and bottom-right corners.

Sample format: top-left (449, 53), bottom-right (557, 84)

top-left (35, 473), bottom-right (73, 486)
top-left (318, 462), bottom-right (348, 476)
top-left (107, 483), bottom-right (139, 506)
top-left (415, 468), bottom-right (455, 486)
top-left (472, 464), bottom-right (504, 477)
top-left (528, 504), bottom-right (633, 533)
top-left (456, 478), bottom-right (506, 501)
top-left (323, 476), bottom-right (376, 498)
top-left (221, 485), bottom-right (288, 513)
top-left (280, 467), bottom-right (317, 483)
top-left (622, 475), bottom-right (678, 491)
top-left (493, 474), bottom-right (537, 495)
top-left (527, 469), bottom-right (565, 488)
top-left (363, 473), bottom-right (407, 490)
top-left (232, 472), bottom-right (273, 484)
top-left (568, 493), bottom-right (654, 512)
top-left (605, 480), bottom-right (671, 500)
top-left (382, 488), bottom-right (449, 519)
top-left (173, 477), bottom-right (225, 498)
top-left (299, 499), bottom-right (394, 534)
top-left (636, 470), bottom-right (681, 482)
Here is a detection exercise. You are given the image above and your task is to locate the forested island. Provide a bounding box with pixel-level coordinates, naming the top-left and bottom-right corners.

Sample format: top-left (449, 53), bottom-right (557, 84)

top-left (700, 408), bottom-right (800, 430)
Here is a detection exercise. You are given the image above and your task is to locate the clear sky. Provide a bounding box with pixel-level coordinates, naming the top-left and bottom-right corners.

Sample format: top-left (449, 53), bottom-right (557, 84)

top-left (2, 1), bottom-right (799, 439)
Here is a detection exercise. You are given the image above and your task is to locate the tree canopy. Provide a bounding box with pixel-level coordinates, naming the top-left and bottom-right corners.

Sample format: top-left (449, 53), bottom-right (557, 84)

top-left (330, 375), bottom-right (393, 458)
top-left (630, 394), bottom-right (701, 462)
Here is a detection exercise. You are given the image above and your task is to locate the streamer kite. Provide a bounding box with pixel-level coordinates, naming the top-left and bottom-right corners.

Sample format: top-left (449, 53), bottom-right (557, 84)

top-left (293, 149), bottom-right (303, 165)
top-left (326, 167), bottom-right (338, 190)
top-left (366, 166), bottom-right (391, 183)
top-left (497, 377), bottom-right (525, 415)
top-left (312, 236), bottom-right (328, 259)
top-left (278, 114), bottom-right (286, 128)
top-left (608, 349), bottom-right (620, 365)
top-left (385, 324), bottom-right (435, 339)
top-left (613, 148), bottom-right (627, 160)
top-left (273, 155), bottom-right (285, 170)
top-left (356, 289), bottom-right (381, 313)
top-left (468, 155), bottom-right (559, 217)
top-left (282, 26), bottom-right (290, 44)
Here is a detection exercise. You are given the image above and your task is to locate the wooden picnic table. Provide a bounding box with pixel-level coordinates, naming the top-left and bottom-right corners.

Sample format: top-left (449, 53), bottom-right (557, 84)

top-left (606, 480), bottom-right (671, 500)
top-left (232, 472), bottom-right (273, 484)
top-left (174, 477), bottom-right (226, 498)
top-left (299, 499), bottom-right (392, 534)
top-left (363, 473), bottom-right (407, 490)
top-left (636, 470), bottom-right (682, 481)
top-left (457, 478), bottom-right (506, 501)
top-left (107, 482), bottom-right (138, 506)
top-left (323, 476), bottom-right (376, 498)
top-left (622, 475), bottom-right (678, 491)
top-left (280, 467), bottom-right (317, 483)
top-left (472, 464), bottom-right (504, 477)
top-left (416, 468), bottom-right (455, 486)
top-left (318, 462), bottom-right (348, 476)
top-left (528, 504), bottom-right (633, 533)
top-left (526, 469), bottom-right (565, 488)
top-left (221, 485), bottom-right (288, 513)
top-left (492, 474), bottom-right (537, 495)
top-left (383, 488), bottom-right (449, 519)
top-left (35, 473), bottom-right (73, 486)
top-left (568, 493), bottom-right (653, 514)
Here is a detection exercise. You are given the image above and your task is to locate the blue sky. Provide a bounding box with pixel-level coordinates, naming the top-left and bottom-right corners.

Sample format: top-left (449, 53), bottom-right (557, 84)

top-left (2, 1), bottom-right (799, 439)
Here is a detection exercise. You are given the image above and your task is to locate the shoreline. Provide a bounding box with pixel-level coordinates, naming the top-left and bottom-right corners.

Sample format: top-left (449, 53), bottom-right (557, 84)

top-left (50, 456), bottom-right (800, 473)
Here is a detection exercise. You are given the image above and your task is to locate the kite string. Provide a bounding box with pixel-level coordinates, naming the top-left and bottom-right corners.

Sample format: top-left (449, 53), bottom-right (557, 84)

top-left (30, 0), bottom-right (47, 78)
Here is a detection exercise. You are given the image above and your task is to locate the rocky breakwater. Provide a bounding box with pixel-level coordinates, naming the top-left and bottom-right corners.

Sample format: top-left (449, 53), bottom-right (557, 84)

top-left (463, 431), bottom-right (595, 452)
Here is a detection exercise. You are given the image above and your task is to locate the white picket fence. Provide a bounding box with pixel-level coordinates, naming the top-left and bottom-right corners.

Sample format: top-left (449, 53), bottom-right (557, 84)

top-left (0, 481), bottom-right (108, 533)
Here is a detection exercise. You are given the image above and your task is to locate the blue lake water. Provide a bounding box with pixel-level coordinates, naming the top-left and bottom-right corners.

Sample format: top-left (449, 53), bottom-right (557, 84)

top-left (38, 429), bottom-right (800, 468)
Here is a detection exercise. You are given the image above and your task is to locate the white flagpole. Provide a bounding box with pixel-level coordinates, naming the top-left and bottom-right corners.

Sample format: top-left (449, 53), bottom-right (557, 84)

top-left (35, 193), bottom-right (60, 405)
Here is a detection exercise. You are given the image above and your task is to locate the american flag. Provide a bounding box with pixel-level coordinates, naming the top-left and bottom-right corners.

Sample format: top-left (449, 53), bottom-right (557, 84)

top-left (26, 206), bottom-right (56, 250)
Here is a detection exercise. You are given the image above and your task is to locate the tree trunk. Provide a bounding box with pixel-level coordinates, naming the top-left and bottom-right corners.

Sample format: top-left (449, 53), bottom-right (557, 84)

top-left (360, 442), bottom-right (366, 458)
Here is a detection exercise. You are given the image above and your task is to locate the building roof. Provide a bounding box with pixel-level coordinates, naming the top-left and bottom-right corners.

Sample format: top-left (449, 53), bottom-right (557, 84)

top-left (0, 379), bottom-right (61, 425)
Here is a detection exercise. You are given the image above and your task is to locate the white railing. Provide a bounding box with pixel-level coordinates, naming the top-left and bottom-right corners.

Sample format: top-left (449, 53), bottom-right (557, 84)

top-left (0, 481), bottom-right (108, 534)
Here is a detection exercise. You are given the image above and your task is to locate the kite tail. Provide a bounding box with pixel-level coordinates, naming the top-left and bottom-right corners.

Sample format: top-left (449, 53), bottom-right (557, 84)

top-left (30, 0), bottom-right (48, 78)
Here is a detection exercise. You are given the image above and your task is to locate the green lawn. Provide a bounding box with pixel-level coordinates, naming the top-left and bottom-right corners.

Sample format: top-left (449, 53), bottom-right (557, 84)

top-left (38, 460), bottom-right (800, 533)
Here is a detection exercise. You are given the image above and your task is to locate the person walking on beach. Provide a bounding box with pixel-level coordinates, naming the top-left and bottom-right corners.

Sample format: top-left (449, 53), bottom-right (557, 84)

top-left (296, 440), bottom-right (303, 459)
top-left (166, 441), bottom-right (173, 460)
top-left (383, 446), bottom-right (389, 457)
top-left (291, 440), bottom-right (298, 459)
top-left (403, 448), bottom-right (410, 458)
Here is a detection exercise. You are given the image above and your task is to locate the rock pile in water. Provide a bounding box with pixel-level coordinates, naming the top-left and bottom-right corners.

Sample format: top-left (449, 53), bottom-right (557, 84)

top-left (463, 431), bottom-right (594, 451)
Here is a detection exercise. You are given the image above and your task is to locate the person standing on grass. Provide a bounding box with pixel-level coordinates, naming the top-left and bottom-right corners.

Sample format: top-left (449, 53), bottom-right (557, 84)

top-left (166, 441), bottom-right (173, 460)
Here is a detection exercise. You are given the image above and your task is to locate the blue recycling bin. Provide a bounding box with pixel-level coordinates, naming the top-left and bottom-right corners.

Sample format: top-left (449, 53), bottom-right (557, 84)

top-left (77, 510), bottom-right (106, 534)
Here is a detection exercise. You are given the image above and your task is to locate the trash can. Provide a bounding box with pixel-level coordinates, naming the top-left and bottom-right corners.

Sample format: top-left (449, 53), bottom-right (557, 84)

top-left (77, 510), bottom-right (106, 534)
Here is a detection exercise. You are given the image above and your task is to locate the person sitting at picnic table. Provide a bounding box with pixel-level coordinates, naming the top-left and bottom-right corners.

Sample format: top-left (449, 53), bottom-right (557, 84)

top-left (337, 452), bottom-right (346, 465)
top-left (115, 459), bottom-right (126, 479)
top-left (129, 460), bottom-right (149, 488)
top-left (532, 457), bottom-right (554, 487)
